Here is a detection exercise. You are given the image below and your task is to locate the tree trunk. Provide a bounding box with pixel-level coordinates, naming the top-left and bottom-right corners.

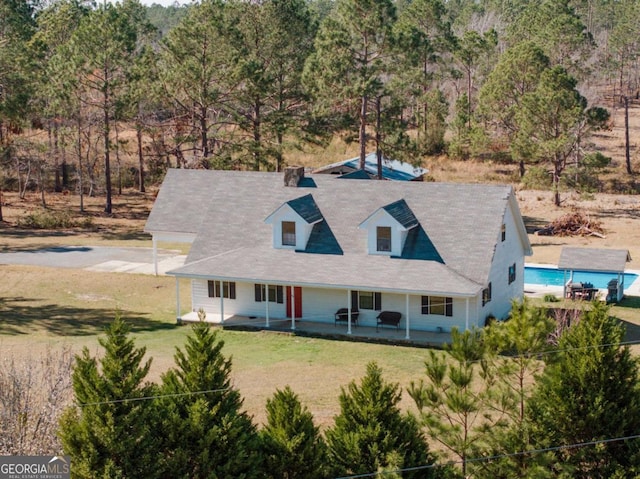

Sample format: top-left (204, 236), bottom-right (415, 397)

top-left (77, 116), bottom-right (84, 213)
top-left (359, 95), bottom-right (368, 170)
top-left (136, 122), bottom-right (145, 192)
top-left (376, 97), bottom-right (382, 180)
top-left (200, 105), bottom-right (209, 165)
top-left (104, 90), bottom-right (112, 214)
top-left (623, 95), bottom-right (632, 174)
top-left (253, 98), bottom-right (261, 171)
top-left (553, 159), bottom-right (561, 206)
top-left (38, 161), bottom-right (46, 208)
top-left (51, 122), bottom-right (62, 193)
top-left (115, 122), bottom-right (122, 196)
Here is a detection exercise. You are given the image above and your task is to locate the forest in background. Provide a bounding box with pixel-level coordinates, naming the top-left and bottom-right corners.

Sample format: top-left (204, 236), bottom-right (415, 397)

top-left (0, 0), bottom-right (639, 218)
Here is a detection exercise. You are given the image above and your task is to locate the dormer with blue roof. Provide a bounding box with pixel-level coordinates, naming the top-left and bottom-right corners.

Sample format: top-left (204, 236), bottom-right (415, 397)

top-left (358, 199), bottom-right (419, 257)
top-left (265, 194), bottom-right (324, 250)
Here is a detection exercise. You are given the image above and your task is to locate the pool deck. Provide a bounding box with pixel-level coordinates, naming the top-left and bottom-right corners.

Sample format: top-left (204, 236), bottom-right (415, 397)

top-left (524, 263), bottom-right (640, 299)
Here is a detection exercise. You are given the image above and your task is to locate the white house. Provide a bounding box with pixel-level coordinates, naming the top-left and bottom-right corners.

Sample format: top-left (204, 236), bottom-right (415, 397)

top-left (145, 167), bottom-right (532, 339)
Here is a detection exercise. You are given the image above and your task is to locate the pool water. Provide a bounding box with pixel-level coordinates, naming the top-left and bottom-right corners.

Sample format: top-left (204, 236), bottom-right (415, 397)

top-left (524, 266), bottom-right (638, 289)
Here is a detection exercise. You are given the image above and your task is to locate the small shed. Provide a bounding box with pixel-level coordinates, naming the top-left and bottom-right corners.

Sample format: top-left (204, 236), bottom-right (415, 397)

top-left (558, 247), bottom-right (632, 302)
top-left (313, 152), bottom-right (428, 181)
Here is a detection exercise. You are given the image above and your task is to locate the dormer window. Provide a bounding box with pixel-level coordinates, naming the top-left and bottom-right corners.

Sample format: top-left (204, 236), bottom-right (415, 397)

top-left (282, 221), bottom-right (296, 246)
top-left (265, 194), bottom-right (324, 250)
top-left (359, 199), bottom-right (418, 257)
top-left (377, 227), bottom-right (391, 252)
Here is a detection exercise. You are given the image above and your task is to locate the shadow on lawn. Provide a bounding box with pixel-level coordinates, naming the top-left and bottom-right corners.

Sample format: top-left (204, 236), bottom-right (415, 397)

top-left (613, 297), bottom-right (640, 343)
top-left (0, 296), bottom-right (177, 336)
top-left (522, 215), bottom-right (549, 234)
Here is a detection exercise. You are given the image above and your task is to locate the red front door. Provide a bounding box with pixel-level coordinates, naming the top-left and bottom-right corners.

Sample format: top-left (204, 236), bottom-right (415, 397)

top-left (286, 286), bottom-right (302, 318)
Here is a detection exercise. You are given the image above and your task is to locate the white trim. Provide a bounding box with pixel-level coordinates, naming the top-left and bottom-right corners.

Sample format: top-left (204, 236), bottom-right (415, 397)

top-left (347, 289), bottom-right (353, 335)
top-left (176, 277), bottom-right (181, 322)
top-left (405, 294), bottom-right (410, 339)
top-left (265, 283), bottom-right (270, 327)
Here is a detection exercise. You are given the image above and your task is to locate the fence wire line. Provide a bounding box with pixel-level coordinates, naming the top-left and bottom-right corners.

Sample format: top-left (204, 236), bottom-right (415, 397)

top-left (335, 433), bottom-right (640, 479)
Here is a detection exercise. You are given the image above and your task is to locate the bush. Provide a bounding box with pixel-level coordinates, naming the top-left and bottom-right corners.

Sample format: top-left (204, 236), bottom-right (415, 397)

top-left (16, 209), bottom-right (94, 229)
top-left (543, 294), bottom-right (559, 302)
top-left (521, 166), bottom-right (552, 189)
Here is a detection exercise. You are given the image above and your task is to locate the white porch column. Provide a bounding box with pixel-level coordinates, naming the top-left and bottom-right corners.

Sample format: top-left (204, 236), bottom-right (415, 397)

top-left (466, 298), bottom-right (470, 330)
top-left (220, 286), bottom-right (225, 324)
top-left (405, 294), bottom-right (410, 340)
top-left (265, 284), bottom-right (270, 328)
top-left (290, 286), bottom-right (296, 331)
top-left (347, 289), bottom-right (352, 335)
top-left (153, 237), bottom-right (158, 276)
top-left (175, 277), bottom-right (181, 323)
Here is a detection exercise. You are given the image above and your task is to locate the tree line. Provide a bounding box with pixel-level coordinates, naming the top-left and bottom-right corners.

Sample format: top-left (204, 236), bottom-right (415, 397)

top-left (3, 301), bottom-right (640, 478)
top-left (0, 0), bottom-right (638, 216)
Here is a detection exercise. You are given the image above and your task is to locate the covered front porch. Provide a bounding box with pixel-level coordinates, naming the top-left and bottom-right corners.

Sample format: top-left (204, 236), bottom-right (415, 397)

top-left (178, 311), bottom-right (452, 348)
top-left (173, 275), bottom-right (482, 344)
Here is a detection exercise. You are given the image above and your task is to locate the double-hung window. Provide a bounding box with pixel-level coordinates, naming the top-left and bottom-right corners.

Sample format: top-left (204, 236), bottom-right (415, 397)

top-left (254, 284), bottom-right (284, 303)
top-left (282, 221), bottom-right (296, 246)
top-left (352, 290), bottom-right (381, 311)
top-left (421, 296), bottom-right (452, 316)
top-left (482, 283), bottom-right (492, 306)
top-left (508, 263), bottom-right (516, 284)
top-left (376, 226), bottom-right (391, 252)
top-left (208, 280), bottom-right (236, 299)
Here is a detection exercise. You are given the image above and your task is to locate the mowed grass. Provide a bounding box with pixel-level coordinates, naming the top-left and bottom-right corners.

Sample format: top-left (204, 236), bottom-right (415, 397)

top-left (0, 264), bottom-right (429, 427)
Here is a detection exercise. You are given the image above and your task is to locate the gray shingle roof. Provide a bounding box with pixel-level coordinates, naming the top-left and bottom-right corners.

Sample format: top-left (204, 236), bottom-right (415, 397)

top-left (147, 169), bottom-right (526, 296)
top-left (558, 247), bottom-right (631, 273)
top-left (144, 169), bottom-right (211, 234)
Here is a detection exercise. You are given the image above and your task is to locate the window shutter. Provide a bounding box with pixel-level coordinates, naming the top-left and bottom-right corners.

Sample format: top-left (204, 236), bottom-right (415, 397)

top-left (214, 280), bottom-right (221, 297)
top-left (445, 298), bottom-right (452, 317)
top-left (351, 290), bottom-right (359, 310)
top-left (374, 292), bottom-right (382, 311)
top-left (276, 286), bottom-right (284, 304)
top-left (208, 280), bottom-right (215, 298)
top-left (229, 282), bottom-right (236, 299)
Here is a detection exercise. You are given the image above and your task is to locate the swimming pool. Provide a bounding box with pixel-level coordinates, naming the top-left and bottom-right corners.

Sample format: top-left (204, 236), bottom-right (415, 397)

top-left (524, 266), bottom-right (639, 289)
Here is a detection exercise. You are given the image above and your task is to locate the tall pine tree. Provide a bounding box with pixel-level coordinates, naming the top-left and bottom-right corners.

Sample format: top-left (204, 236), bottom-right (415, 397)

top-left (326, 362), bottom-right (435, 478)
top-left (58, 315), bottom-right (159, 478)
top-left (527, 302), bottom-right (640, 477)
top-left (260, 386), bottom-right (327, 479)
top-left (157, 317), bottom-right (261, 478)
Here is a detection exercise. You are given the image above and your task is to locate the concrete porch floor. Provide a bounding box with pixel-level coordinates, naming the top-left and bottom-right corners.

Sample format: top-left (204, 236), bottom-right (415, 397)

top-left (179, 312), bottom-right (452, 348)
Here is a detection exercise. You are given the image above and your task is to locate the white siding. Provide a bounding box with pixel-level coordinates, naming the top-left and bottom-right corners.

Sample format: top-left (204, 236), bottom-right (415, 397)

top-left (481, 203), bottom-right (526, 322)
top-left (190, 280), bottom-right (477, 332)
top-left (360, 209), bottom-right (408, 257)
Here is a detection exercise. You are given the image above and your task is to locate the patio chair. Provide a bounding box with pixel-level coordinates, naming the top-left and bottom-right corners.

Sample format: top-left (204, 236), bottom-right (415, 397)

top-left (335, 308), bottom-right (359, 327)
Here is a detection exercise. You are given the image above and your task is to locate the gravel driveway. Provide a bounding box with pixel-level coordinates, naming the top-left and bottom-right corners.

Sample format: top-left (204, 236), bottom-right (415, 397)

top-left (0, 245), bottom-right (186, 275)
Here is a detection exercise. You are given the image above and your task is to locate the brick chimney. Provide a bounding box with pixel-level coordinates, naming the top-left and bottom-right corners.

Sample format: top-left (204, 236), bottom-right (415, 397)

top-left (284, 166), bottom-right (305, 187)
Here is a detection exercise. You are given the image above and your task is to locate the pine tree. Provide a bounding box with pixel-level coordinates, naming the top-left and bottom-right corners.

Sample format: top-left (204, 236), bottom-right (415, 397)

top-left (157, 317), bottom-right (261, 478)
top-left (527, 302), bottom-right (640, 477)
top-left (408, 328), bottom-right (505, 478)
top-left (260, 386), bottom-right (327, 479)
top-left (326, 361), bottom-right (435, 478)
top-left (58, 315), bottom-right (159, 478)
